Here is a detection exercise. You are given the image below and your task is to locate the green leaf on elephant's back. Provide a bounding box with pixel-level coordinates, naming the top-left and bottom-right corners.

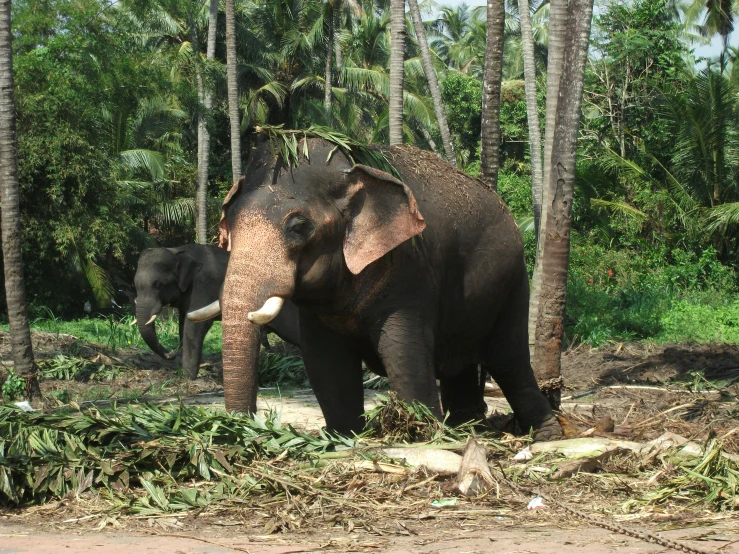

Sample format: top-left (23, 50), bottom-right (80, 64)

top-left (256, 124), bottom-right (400, 178)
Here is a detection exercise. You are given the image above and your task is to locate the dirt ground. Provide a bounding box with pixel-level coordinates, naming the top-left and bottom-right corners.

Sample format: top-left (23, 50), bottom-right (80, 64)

top-left (1, 332), bottom-right (738, 554)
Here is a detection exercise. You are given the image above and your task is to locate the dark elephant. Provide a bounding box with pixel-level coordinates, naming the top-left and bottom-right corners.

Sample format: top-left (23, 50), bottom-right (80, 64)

top-left (134, 244), bottom-right (300, 379)
top-left (191, 139), bottom-right (562, 440)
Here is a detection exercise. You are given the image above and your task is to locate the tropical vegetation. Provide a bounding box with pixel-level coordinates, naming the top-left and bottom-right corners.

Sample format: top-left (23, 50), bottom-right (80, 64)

top-left (2, 0), bottom-right (739, 363)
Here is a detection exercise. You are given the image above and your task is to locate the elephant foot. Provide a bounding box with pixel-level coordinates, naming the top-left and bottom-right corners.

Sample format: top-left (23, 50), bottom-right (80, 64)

top-left (531, 414), bottom-right (564, 442)
top-left (181, 364), bottom-right (199, 380)
top-left (445, 408), bottom-right (488, 429)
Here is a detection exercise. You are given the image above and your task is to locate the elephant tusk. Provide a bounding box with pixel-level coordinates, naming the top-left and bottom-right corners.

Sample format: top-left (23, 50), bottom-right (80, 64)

top-left (145, 314), bottom-right (158, 326)
top-left (248, 297), bottom-right (284, 325)
top-left (188, 300), bottom-right (221, 322)
top-left (129, 318), bottom-right (137, 326)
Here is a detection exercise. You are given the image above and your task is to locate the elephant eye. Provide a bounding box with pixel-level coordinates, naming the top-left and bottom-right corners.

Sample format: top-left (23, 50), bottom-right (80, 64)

top-left (285, 214), bottom-right (314, 239)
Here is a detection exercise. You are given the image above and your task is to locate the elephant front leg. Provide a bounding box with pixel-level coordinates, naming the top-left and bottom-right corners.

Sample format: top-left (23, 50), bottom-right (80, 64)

top-left (181, 318), bottom-right (214, 380)
top-left (373, 311), bottom-right (441, 417)
top-left (299, 309), bottom-right (365, 435)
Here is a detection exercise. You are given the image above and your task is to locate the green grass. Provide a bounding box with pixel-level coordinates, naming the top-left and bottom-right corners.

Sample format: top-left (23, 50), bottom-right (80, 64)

top-left (0, 311), bottom-right (222, 355)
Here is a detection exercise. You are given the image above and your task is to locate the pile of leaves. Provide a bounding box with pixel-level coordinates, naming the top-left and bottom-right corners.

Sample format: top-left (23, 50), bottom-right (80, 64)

top-left (38, 354), bottom-right (123, 382)
top-left (0, 402), bottom-right (355, 509)
top-left (363, 392), bottom-right (471, 443)
top-left (643, 439), bottom-right (739, 511)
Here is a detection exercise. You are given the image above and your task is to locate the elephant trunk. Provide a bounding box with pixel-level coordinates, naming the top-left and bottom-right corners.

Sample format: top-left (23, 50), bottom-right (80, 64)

top-left (220, 214), bottom-right (296, 413)
top-left (136, 303), bottom-right (171, 359)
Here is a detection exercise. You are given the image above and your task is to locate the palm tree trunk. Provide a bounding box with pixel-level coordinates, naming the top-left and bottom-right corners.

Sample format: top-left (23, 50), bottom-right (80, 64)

top-left (388, 0), bottom-right (405, 145)
top-left (325, 3), bottom-right (334, 112)
top-left (190, 7), bottom-right (215, 246)
top-left (196, 0), bottom-right (218, 244)
top-left (528, 0), bottom-right (568, 358)
top-left (0, 0), bottom-right (40, 401)
top-left (225, 0), bottom-right (242, 182)
top-left (532, 0), bottom-right (594, 410)
top-left (518, 0), bottom-right (544, 234)
top-left (407, 0), bottom-right (455, 164)
top-left (334, 3), bottom-right (343, 70)
top-left (480, 0), bottom-right (505, 189)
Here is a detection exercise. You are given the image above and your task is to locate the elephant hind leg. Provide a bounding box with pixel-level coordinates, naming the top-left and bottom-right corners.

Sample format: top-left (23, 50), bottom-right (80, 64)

top-left (481, 280), bottom-right (562, 441)
top-left (439, 364), bottom-right (487, 427)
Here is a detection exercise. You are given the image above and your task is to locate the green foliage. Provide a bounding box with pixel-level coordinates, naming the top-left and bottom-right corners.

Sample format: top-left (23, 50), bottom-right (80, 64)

top-left (38, 355), bottom-right (123, 382)
top-left (259, 352), bottom-right (309, 387)
top-left (642, 439), bottom-right (739, 511)
top-left (0, 403), bottom-right (355, 507)
top-left (363, 392), bottom-right (474, 443)
top-left (566, 243), bottom-right (739, 345)
top-left (440, 72), bottom-right (482, 169)
top-left (255, 124), bottom-right (399, 177)
top-left (1, 371), bottom-right (26, 402)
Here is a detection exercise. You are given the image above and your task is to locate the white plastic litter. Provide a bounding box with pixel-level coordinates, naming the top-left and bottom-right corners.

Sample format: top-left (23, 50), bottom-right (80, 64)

top-left (13, 401), bottom-right (35, 412)
top-left (513, 447), bottom-right (533, 461)
top-left (526, 496), bottom-right (548, 510)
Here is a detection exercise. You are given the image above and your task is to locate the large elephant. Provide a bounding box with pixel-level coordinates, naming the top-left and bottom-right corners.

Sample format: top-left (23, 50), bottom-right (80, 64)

top-left (134, 244), bottom-right (300, 379)
top-left (191, 139), bottom-right (562, 440)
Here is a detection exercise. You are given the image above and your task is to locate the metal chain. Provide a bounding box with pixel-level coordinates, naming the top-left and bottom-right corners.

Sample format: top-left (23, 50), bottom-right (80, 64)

top-left (494, 468), bottom-right (718, 554)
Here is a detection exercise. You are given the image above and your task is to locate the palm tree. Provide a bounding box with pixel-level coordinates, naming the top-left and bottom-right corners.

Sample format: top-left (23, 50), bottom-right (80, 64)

top-left (480, 0), bottom-right (505, 189)
top-left (389, 0), bottom-right (405, 144)
top-left (325, 1), bottom-right (335, 112)
top-left (192, 0), bottom-right (218, 244)
top-left (199, 0), bottom-right (218, 243)
top-left (0, 0), bottom-right (40, 400)
top-left (406, 0), bottom-right (455, 163)
top-left (528, 0), bottom-right (567, 359)
top-left (518, 0), bottom-right (544, 234)
top-left (430, 5), bottom-right (487, 78)
top-left (226, 0), bottom-right (242, 181)
top-left (531, 0), bottom-right (595, 409)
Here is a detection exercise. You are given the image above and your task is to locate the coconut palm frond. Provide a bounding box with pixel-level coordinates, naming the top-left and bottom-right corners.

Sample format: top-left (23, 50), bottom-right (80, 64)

top-left (517, 215), bottom-right (536, 233)
top-left (154, 197), bottom-right (197, 228)
top-left (341, 66), bottom-right (389, 96)
top-left (120, 149), bottom-right (166, 180)
top-left (706, 202), bottom-right (739, 233)
top-left (254, 124), bottom-right (398, 176)
top-left (590, 198), bottom-right (649, 224)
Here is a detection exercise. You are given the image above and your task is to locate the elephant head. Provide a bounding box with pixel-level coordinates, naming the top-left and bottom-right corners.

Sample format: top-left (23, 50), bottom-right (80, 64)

top-left (134, 248), bottom-right (200, 359)
top-left (197, 139), bottom-right (425, 414)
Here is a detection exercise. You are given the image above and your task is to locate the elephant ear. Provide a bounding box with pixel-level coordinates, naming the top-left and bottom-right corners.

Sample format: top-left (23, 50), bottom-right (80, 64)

top-left (219, 176), bottom-right (246, 251)
top-left (175, 252), bottom-right (201, 292)
top-left (343, 165), bottom-right (426, 275)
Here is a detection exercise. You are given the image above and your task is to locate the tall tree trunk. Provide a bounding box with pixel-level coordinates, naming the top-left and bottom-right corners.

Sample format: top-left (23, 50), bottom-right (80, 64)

top-left (0, 0), bottom-right (40, 401)
top-left (480, 0), bottom-right (505, 189)
top-left (532, 0), bottom-right (594, 409)
top-left (518, 0), bottom-right (544, 234)
top-left (334, 2), bottom-right (343, 70)
top-left (388, 0), bottom-right (405, 145)
top-left (528, 0), bottom-right (568, 359)
top-left (407, 0), bottom-right (455, 164)
top-left (225, 0), bottom-right (242, 182)
top-left (191, 3), bottom-right (217, 246)
top-left (196, 0), bottom-right (218, 244)
top-left (325, 3), bottom-right (334, 112)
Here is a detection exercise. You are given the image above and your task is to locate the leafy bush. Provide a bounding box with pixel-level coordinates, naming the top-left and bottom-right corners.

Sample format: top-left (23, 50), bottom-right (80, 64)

top-left (1, 370), bottom-right (26, 402)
